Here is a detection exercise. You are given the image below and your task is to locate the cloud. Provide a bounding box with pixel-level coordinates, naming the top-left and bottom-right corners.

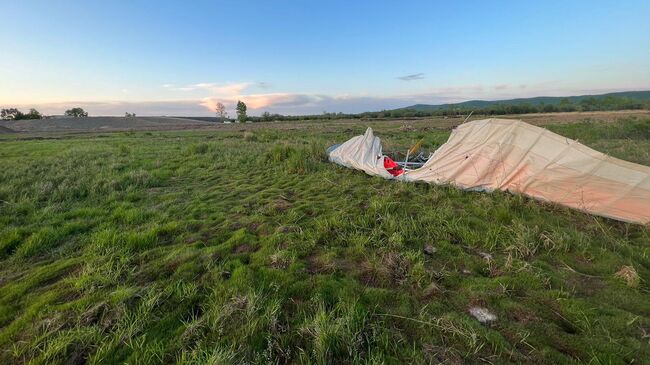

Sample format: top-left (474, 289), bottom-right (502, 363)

top-left (209, 82), bottom-right (252, 95)
top-left (199, 93), bottom-right (325, 112)
top-left (397, 73), bottom-right (425, 81)
top-left (165, 85), bottom-right (196, 92)
top-left (162, 82), bottom-right (254, 95)
top-left (16, 81), bottom-right (648, 117)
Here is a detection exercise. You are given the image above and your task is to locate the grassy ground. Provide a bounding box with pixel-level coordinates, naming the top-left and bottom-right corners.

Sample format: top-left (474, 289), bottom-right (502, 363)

top-left (0, 116), bottom-right (648, 364)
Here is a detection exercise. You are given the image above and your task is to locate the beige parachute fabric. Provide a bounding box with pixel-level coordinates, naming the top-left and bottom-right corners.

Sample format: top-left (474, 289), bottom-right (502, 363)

top-left (328, 119), bottom-right (650, 224)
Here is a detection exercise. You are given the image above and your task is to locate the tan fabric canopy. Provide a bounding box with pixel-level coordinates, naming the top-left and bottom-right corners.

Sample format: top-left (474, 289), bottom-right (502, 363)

top-left (328, 119), bottom-right (650, 224)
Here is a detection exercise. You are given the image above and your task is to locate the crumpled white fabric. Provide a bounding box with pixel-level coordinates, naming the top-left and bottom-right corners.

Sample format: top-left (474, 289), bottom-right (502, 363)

top-left (328, 127), bottom-right (394, 179)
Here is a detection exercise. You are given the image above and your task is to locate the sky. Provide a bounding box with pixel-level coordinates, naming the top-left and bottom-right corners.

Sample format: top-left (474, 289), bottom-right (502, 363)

top-left (1, 0), bottom-right (649, 116)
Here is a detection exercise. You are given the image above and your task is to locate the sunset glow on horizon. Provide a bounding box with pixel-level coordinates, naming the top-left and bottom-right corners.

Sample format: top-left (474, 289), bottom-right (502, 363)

top-left (2, 0), bottom-right (649, 116)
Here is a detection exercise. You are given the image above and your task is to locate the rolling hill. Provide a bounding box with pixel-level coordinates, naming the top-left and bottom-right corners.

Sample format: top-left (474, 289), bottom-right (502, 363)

top-left (401, 90), bottom-right (650, 111)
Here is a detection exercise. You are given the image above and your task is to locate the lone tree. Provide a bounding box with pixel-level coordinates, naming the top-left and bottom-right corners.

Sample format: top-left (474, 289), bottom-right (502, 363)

top-left (215, 102), bottom-right (228, 121)
top-left (65, 107), bottom-right (88, 118)
top-left (25, 109), bottom-right (42, 120)
top-left (236, 101), bottom-right (247, 123)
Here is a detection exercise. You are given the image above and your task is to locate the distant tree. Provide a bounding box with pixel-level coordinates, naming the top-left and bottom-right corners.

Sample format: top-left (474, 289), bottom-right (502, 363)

top-left (542, 104), bottom-right (557, 113)
top-left (215, 102), bottom-right (228, 121)
top-left (236, 101), bottom-right (247, 123)
top-left (580, 97), bottom-right (598, 111)
top-left (125, 112), bottom-right (136, 117)
top-left (65, 107), bottom-right (88, 118)
top-left (261, 111), bottom-right (271, 122)
top-left (1, 108), bottom-right (20, 120)
top-left (558, 98), bottom-right (576, 112)
top-left (1, 108), bottom-right (42, 120)
top-left (24, 108), bottom-right (42, 120)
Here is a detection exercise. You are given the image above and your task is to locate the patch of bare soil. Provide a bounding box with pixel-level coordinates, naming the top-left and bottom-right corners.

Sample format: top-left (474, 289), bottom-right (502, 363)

top-left (304, 253), bottom-right (337, 275)
top-left (233, 243), bottom-right (256, 254)
top-left (271, 198), bottom-right (292, 212)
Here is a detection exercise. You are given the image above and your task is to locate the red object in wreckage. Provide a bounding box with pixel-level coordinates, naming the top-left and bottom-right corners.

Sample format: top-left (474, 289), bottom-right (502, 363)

top-left (383, 156), bottom-right (404, 176)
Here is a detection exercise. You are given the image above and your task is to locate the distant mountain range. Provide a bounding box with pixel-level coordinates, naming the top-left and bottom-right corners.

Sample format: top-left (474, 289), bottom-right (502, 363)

top-left (400, 90), bottom-right (650, 111)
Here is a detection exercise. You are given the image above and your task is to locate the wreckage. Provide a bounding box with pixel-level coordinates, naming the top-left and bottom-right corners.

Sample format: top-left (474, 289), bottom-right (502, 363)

top-left (328, 118), bottom-right (650, 224)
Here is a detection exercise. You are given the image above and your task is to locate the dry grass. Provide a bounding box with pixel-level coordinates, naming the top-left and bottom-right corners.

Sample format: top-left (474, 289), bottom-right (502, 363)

top-left (615, 265), bottom-right (640, 287)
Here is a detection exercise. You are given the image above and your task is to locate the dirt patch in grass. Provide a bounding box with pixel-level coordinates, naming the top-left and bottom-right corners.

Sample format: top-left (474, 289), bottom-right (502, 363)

top-left (358, 265), bottom-right (384, 288)
top-left (565, 273), bottom-right (606, 296)
top-left (80, 302), bottom-right (110, 326)
top-left (420, 282), bottom-right (442, 300)
top-left (358, 252), bottom-right (410, 288)
top-left (304, 253), bottom-right (336, 275)
top-left (271, 198), bottom-right (292, 212)
top-left (423, 344), bottom-right (464, 365)
top-left (510, 306), bottom-right (539, 324)
top-left (269, 252), bottom-right (291, 269)
top-left (233, 243), bottom-right (257, 254)
top-left (383, 252), bottom-right (410, 284)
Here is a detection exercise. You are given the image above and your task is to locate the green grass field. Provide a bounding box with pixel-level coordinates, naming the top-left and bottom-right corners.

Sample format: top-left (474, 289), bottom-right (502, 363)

top-left (0, 117), bottom-right (649, 364)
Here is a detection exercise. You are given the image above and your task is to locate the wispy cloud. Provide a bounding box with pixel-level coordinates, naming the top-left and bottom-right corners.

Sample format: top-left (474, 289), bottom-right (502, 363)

top-left (162, 82), bottom-right (254, 95)
top-left (397, 73), bottom-right (425, 81)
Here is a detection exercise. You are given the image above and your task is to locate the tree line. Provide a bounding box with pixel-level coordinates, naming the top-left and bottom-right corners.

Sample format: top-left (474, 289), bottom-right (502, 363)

top-left (0, 107), bottom-right (89, 120)
top-left (3, 94), bottom-right (647, 123)
top-left (232, 95), bottom-right (650, 122)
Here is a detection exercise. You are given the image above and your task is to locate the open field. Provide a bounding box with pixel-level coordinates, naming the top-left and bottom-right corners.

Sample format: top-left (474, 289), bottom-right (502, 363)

top-left (0, 115), bottom-right (649, 364)
top-left (1, 110), bottom-right (649, 134)
top-left (0, 125), bottom-right (16, 134)
top-left (0, 117), bottom-right (214, 133)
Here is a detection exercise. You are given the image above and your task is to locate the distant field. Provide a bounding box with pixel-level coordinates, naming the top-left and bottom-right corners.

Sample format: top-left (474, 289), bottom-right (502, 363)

top-left (0, 125), bottom-right (15, 133)
top-left (0, 115), bottom-right (648, 364)
top-left (1, 110), bottom-right (649, 134)
top-left (0, 116), bottom-right (214, 133)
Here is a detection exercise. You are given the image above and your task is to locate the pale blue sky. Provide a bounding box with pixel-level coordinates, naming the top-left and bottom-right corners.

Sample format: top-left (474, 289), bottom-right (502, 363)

top-left (1, 0), bottom-right (649, 115)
